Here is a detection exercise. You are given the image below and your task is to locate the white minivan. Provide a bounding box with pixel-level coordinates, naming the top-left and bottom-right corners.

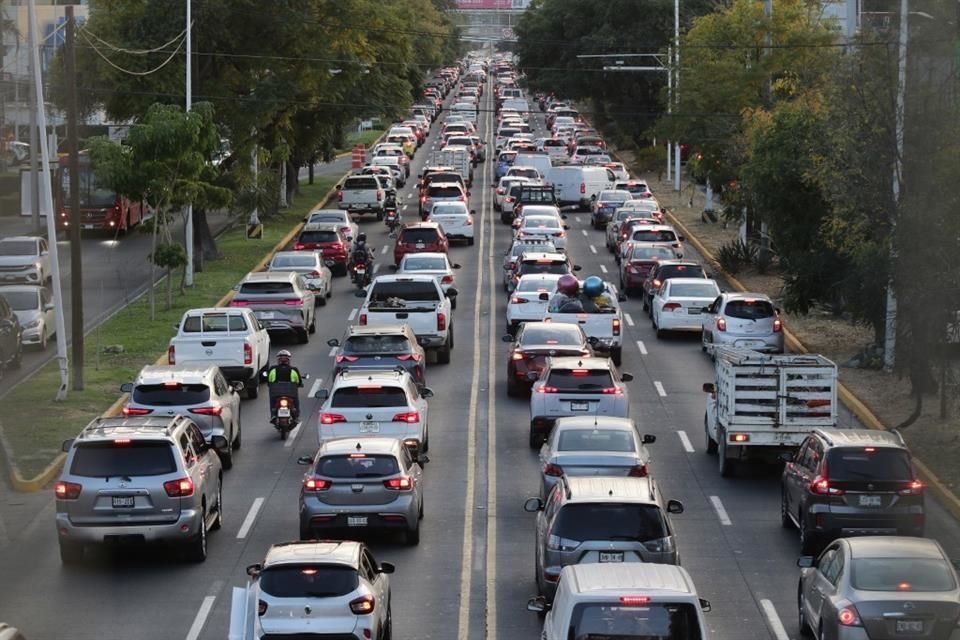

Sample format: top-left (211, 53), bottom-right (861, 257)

top-left (548, 165), bottom-right (616, 210)
top-left (512, 152), bottom-right (553, 180)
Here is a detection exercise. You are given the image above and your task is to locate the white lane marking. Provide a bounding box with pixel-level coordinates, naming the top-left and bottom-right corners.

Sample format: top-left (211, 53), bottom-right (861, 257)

top-left (760, 599), bottom-right (791, 640)
top-left (709, 495), bottom-right (733, 526)
top-left (635, 340), bottom-right (647, 355)
top-left (184, 596), bottom-right (216, 640)
top-left (348, 308), bottom-right (358, 321)
top-left (236, 497), bottom-right (265, 539)
top-left (284, 421), bottom-right (302, 448)
top-left (653, 381), bottom-right (667, 396)
top-left (328, 346), bottom-right (337, 357)
top-left (484, 111), bottom-right (499, 637)
top-left (581, 229), bottom-right (588, 236)
top-left (625, 313), bottom-right (635, 327)
top-left (599, 264), bottom-right (608, 273)
top-left (381, 245), bottom-right (388, 255)
top-left (373, 263), bottom-right (381, 274)
top-left (403, 205), bottom-right (410, 211)
top-left (308, 377), bottom-right (323, 400)
top-left (677, 430), bottom-right (695, 453)
top-left (589, 245), bottom-right (597, 254)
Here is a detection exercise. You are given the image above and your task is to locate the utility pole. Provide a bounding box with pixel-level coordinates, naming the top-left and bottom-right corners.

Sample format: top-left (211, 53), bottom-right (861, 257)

top-left (65, 5), bottom-right (83, 390)
top-left (184, 0), bottom-right (194, 286)
top-left (27, 3), bottom-right (40, 230)
top-left (673, 0), bottom-right (681, 192)
top-left (28, 0), bottom-right (69, 400)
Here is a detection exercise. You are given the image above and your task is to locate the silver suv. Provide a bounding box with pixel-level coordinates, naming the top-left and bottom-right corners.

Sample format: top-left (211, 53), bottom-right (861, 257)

top-left (523, 475), bottom-right (684, 603)
top-left (120, 364), bottom-right (244, 469)
top-left (230, 271), bottom-right (316, 343)
top-left (55, 415), bottom-right (225, 565)
top-left (701, 292), bottom-right (784, 354)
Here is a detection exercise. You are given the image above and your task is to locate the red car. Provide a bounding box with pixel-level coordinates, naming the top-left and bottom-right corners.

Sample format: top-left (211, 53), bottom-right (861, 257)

top-left (618, 244), bottom-right (677, 296)
top-left (393, 222), bottom-right (449, 266)
top-left (504, 322), bottom-right (593, 397)
top-left (294, 223), bottom-right (349, 276)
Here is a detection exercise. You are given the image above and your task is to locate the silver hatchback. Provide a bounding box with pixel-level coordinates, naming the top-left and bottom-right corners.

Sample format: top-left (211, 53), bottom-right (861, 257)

top-left (298, 437), bottom-right (427, 545)
top-left (701, 292), bottom-right (784, 354)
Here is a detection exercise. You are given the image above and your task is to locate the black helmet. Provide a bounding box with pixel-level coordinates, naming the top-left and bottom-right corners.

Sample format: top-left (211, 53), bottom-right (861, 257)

top-left (357, 232), bottom-right (367, 243)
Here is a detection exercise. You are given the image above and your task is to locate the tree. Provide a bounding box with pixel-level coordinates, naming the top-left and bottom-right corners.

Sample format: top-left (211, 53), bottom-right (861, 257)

top-left (89, 102), bottom-right (230, 317)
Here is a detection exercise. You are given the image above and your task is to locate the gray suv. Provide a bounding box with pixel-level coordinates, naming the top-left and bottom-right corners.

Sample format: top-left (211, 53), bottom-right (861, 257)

top-left (523, 476), bottom-right (684, 603)
top-left (55, 415), bottom-right (225, 565)
top-left (781, 428), bottom-right (925, 554)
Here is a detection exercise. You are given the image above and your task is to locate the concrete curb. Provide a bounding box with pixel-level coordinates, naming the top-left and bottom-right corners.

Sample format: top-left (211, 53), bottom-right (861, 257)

top-left (662, 208), bottom-right (960, 522)
top-left (7, 174), bottom-right (350, 492)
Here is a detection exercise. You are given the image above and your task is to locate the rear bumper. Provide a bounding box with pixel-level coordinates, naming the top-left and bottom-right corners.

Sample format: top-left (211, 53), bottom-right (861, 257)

top-left (656, 313), bottom-right (704, 332)
top-left (300, 498), bottom-right (418, 533)
top-left (417, 334), bottom-right (447, 348)
top-left (808, 508), bottom-right (925, 539)
top-left (220, 365), bottom-right (257, 381)
top-left (55, 509), bottom-right (201, 545)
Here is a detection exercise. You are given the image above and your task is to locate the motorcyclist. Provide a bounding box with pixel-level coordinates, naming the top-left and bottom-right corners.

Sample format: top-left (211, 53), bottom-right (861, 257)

top-left (580, 275), bottom-right (614, 312)
top-left (265, 350), bottom-right (303, 420)
top-left (549, 274), bottom-right (585, 313)
top-left (349, 233), bottom-right (374, 271)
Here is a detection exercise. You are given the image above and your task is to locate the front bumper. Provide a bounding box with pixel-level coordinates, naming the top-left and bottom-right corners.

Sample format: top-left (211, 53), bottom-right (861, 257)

top-left (21, 327), bottom-right (44, 345)
top-left (0, 269), bottom-right (40, 284)
top-left (55, 509), bottom-right (202, 545)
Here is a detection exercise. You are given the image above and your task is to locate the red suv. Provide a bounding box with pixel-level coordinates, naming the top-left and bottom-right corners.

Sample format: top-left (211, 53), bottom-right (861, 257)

top-left (294, 223), bottom-right (349, 275)
top-left (393, 222), bottom-right (449, 266)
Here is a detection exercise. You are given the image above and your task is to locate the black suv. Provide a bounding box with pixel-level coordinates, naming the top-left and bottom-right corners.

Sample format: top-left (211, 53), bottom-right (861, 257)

top-left (501, 185), bottom-right (557, 224)
top-left (641, 261), bottom-right (708, 314)
top-left (0, 294), bottom-right (23, 376)
top-left (780, 428), bottom-right (925, 554)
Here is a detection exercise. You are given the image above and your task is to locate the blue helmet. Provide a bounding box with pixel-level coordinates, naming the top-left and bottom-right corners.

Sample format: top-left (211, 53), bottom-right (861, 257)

top-left (582, 276), bottom-right (605, 297)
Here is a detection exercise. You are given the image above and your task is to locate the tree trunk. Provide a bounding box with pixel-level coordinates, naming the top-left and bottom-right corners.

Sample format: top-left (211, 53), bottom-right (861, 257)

top-left (166, 267), bottom-right (173, 310)
top-left (192, 207), bottom-right (221, 266)
top-left (288, 161), bottom-right (300, 198)
top-left (149, 206), bottom-right (159, 321)
top-left (308, 159), bottom-right (315, 185)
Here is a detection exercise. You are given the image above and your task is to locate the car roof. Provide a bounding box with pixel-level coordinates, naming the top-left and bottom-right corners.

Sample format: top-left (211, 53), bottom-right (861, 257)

top-left (135, 364), bottom-right (217, 384)
top-left (520, 252), bottom-right (567, 262)
top-left (554, 416), bottom-right (636, 432)
top-left (564, 563), bottom-right (697, 597)
top-left (0, 284), bottom-right (42, 294)
top-left (548, 356), bottom-right (610, 370)
top-left (845, 536), bottom-right (945, 560)
top-left (319, 437), bottom-right (402, 457)
top-left (77, 416), bottom-right (183, 442)
top-left (263, 540), bottom-right (360, 568)
top-left (564, 476), bottom-right (658, 504)
top-left (812, 427), bottom-right (906, 448)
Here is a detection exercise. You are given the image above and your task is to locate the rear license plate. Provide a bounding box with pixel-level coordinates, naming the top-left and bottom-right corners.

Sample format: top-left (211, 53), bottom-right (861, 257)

top-left (415, 243), bottom-right (425, 249)
top-left (258, 312), bottom-right (275, 319)
top-left (896, 620), bottom-right (923, 634)
top-left (347, 516), bottom-right (368, 527)
top-left (82, 224), bottom-right (94, 230)
top-left (112, 496), bottom-right (135, 508)
top-left (570, 401), bottom-right (590, 412)
top-left (599, 552), bottom-right (623, 563)
top-left (360, 421), bottom-right (380, 433)
top-left (278, 407), bottom-right (291, 418)
top-left (687, 308), bottom-right (701, 315)
top-left (859, 495), bottom-right (882, 507)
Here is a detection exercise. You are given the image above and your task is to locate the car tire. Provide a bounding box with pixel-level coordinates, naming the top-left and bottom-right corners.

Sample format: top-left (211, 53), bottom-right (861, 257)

top-left (451, 296), bottom-right (457, 310)
top-left (10, 343), bottom-right (22, 368)
top-left (185, 506), bottom-right (208, 563)
top-left (642, 296), bottom-right (650, 313)
top-left (297, 328), bottom-right (309, 344)
top-left (799, 513), bottom-right (819, 555)
top-left (529, 429), bottom-right (541, 449)
top-left (467, 237), bottom-right (475, 246)
top-left (280, 427), bottom-right (288, 441)
top-left (59, 540), bottom-right (84, 566)
top-left (422, 426), bottom-right (429, 453)
top-left (299, 524), bottom-right (313, 541)
top-left (382, 605), bottom-right (393, 640)
top-left (406, 522), bottom-right (420, 546)
top-left (318, 293), bottom-right (327, 306)
top-left (436, 331), bottom-right (452, 364)
top-left (308, 315), bottom-right (316, 334)
top-left (211, 482), bottom-right (223, 531)
top-left (335, 264), bottom-right (348, 277)
top-left (718, 427), bottom-right (735, 478)
top-left (419, 496), bottom-right (424, 520)
top-left (233, 416), bottom-right (242, 450)
top-left (610, 347), bottom-right (622, 366)
top-left (39, 329), bottom-right (48, 351)
top-left (780, 487), bottom-right (795, 529)
top-left (506, 376), bottom-right (525, 398)
top-left (220, 442), bottom-right (233, 470)
top-left (704, 415), bottom-right (718, 454)
top-left (246, 379), bottom-right (259, 400)
top-left (798, 586), bottom-right (813, 637)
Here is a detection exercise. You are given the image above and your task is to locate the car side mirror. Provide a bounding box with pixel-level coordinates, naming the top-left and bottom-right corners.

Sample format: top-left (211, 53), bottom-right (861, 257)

top-left (466, 191), bottom-right (472, 197)
top-left (297, 456), bottom-right (313, 465)
top-left (779, 451), bottom-right (795, 463)
top-left (666, 499), bottom-right (684, 514)
top-left (572, 265), bottom-right (582, 272)
top-left (246, 563), bottom-right (262, 578)
top-left (620, 372), bottom-right (634, 382)
top-left (501, 334), bottom-right (515, 342)
top-left (327, 338), bottom-right (340, 347)
top-left (797, 556), bottom-right (815, 568)
top-left (678, 235), bottom-right (686, 242)
top-left (446, 286), bottom-right (459, 298)
top-left (420, 387), bottom-right (435, 398)
top-left (701, 306), bottom-right (711, 313)
top-left (61, 438), bottom-right (74, 453)
top-left (523, 497), bottom-right (544, 512)
top-left (335, 184), bottom-right (342, 190)
top-left (210, 435), bottom-right (229, 452)
top-left (314, 388), bottom-right (329, 401)
top-left (453, 263), bottom-right (462, 269)
top-left (354, 289), bottom-right (367, 298)
top-left (527, 596), bottom-right (549, 613)
top-left (119, 382), bottom-right (133, 393)
top-left (702, 382), bottom-right (715, 393)
top-left (44, 303), bottom-right (54, 311)
top-left (587, 336), bottom-right (599, 346)
top-left (699, 598), bottom-right (712, 613)
top-left (417, 454), bottom-right (430, 465)
top-left (538, 292), bottom-right (550, 301)
top-left (379, 561), bottom-right (396, 574)
top-left (561, 215), bottom-right (568, 220)
top-left (617, 293), bottom-right (627, 302)
top-left (642, 434), bottom-right (657, 444)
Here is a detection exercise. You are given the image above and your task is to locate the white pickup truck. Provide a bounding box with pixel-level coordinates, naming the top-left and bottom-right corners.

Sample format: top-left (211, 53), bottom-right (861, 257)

top-left (358, 275), bottom-right (457, 363)
top-left (337, 174), bottom-right (388, 219)
top-left (167, 307), bottom-right (271, 399)
top-left (542, 281), bottom-right (627, 365)
top-left (702, 347), bottom-right (838, 477)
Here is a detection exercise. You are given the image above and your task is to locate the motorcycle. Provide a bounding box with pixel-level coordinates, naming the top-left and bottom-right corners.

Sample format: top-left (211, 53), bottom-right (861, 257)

top-left (385, 207), bottom-right (400, 233)
top-left (262, 375), bottom-right (309, 440)
top-left (350, 259), bottom-right (372, 289)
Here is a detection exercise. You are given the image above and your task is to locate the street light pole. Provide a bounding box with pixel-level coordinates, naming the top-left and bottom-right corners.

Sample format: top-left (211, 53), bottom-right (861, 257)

top-left (184, 0), bottom-right (194, 286)
top-left (673, 0), bottom-right (681, 192)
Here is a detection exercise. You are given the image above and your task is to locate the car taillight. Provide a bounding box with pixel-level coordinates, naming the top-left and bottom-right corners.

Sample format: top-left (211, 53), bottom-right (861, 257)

top-left (612, 318), bottom-right (621, 335)
top-left (496, 187), bottom-right (505, 195)
top-left (303, 477), bottom-right (331, 492)
top-left (336, 355), bottom-right (360, 363)
top-left (580, 182), bottom-right (586, 194)
top-left (320, 413), bottom-right (347, 424)
top-left (628, 464), bottom-right (648, 477)
top-left (837, 603), bottom-right (863, 627)
top-left (349, 595), bottom-right (375, 615)
top-left (122, 406), bottom-right (153, 416)
top-left (441, 275), bottom-right (454, 284)
top-left (376, 190), bottom-right (384, 200)
top-left (601, 387), bottom-right (623, 395)
top-left (163, 477), bottom-right (195, 497)
top-left (55, 481), bottom-right (82, 500)
top-left (809, 475), bottom-right (844, 496)
top-left (437, 312), bottom-right (446, 331)
top-left (189, 404), bottom-right (223, 416)
top-left (337, 191), bottom-right (343, 201)
top-left (899, 479), bottom-right (924, 495)
top-left (716, 317), bottom-right (727, 332)
top-left (672, 243), bottom-right (681, 249)
top-left (383, 476), bottom-right (413, 490)
top-left (663, 303), bottom-right (681, 312)
top-left (396, 352), bottom-right (422, 362)
top-left (511, 296), bottom-right (530, 304)
top-left (341, 226), bottom-right (351, 234)
top-left (283, 299), bottom-right (302, 305)
top-left (537, 385), bottom-right (558, 393)
top-left (773, 317), bottom-right (783, 332)
top-left (228, 299), bottom-right (248, 307)
top-left (293, 243), bottom-right (306, 250)
top-left (392, 411), bottom-right (420, 424)
top-left (244, 343), bottom-right (253, 365)
top-left (167, 345), bottom-right (176, 364)
top-left (359, 313), bottom-right (367, 325)
top-left (511, 351), bottom-right (526, 360)
top-left (543, 463), bottom-right (564, 477)
top-left (465, 217), bottom-right (473, 225)
top-left (504, 196), bottom-right (514, 203)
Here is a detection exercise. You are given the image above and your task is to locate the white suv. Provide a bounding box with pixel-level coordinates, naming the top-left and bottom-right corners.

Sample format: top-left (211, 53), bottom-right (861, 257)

top-left (315, 369), bottom-right (433, 456)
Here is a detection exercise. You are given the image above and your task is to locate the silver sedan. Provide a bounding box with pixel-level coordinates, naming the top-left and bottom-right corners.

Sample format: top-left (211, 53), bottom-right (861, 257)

top-left (538, 416), bottom-right (656, 499)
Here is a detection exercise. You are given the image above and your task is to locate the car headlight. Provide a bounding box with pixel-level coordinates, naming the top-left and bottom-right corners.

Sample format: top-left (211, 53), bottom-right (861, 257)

top-left (22, 318), bottom-right (41, 329)
top-left (642, 536), bottom-right (675, 553)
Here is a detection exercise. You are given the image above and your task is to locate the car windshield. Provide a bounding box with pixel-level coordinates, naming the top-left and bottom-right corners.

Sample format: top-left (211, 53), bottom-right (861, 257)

top-left (558, 429), bottom-right (636, 452)
top-left (724, 299), bottom-right (775, 320)
top-left (330, 386), bottom-right (409, 408)
top-left (0, 240), bottom-right (36, 256)
top-left (238, 282), bottom-right (294, 295)
top-left (259, 565), bottom-right (359, 598)
top-left (546, 369), bottom-right (614, 391)
top-left (553, 503), bottom-right (668, 542)
top-left (631, 247), bottom-right (675, 261)
top-left (826, 448), bottom-right (914, 482)
top-left (402, 256), bottom-right (448, 271)
top-left (632, 230), bottom-right (678, 243)
top-left (369, 281), bottom-right (440, 302)
top-left (0, 291), bottom-right (38, 311)
top-left (70, 442), bottom-right (177, 478)
top-left (851, 558), bottom-right (957, 592)
top-left (316, 454), bottom-right (400, 478)
top-left (344, 335), bottom-right (411, 354)
top-left (132, 383), bottom-right (212, 406)
top-left (400, 229), bottom-right (442, 244)
top-left (272, 255), bottom-right (318, 269)
top-left (669, 283), bottom-right (719, 298)
top-left (298, 230), bottom-right (338, 244)
top-left (570, 602), bottom-right (702, 640)
top-left (520, 326), bottom-right (582, 346)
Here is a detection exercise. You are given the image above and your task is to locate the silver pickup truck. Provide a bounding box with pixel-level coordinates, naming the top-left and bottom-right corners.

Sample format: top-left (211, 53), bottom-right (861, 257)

top-left (337, 174), bottom-right (388, 219)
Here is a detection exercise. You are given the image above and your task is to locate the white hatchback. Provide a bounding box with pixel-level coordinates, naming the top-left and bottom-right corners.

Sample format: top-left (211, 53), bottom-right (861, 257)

top-left (651, 277), bottom-right (721, 337)
top-left (505, 273), bottom-right (563, 335)
top-left (428, 201), bottom-right (475, 245)
top-left (516, 214), bottom-right (569, 251)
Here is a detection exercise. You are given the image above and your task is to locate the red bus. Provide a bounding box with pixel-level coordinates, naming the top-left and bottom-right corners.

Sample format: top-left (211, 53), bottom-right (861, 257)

top-left (55, 150), bottom-right (144, 232)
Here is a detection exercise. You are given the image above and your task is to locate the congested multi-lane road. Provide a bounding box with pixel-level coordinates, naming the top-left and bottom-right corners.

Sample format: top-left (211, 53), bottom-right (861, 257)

top-left (2, 62), bottom-right (960, 640)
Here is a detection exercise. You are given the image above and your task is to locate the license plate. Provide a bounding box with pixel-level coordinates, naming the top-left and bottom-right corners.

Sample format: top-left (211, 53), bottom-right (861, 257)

top-left (347, 516), bottom-right (368, 527)
top-left (859, 495), bottom-right (882, 507)
top-left (360, 421), bottom-right (380, 433)
top-left (415, 243), bottom-right (425, 248)
top-left (278, 407), bottom-right (291, 418)
top-left (599, 552), bottom-right (623, 563)
top-left (112, 496), bottom-right (135, 508)
top-left (259, 312), bottom-right (275, 319)
top-left (687, 308), bottom-right (701, 315)
top-left (570, 401), bottom-right (590, 412)
top-left (896, 620), bottom-right (923, 634)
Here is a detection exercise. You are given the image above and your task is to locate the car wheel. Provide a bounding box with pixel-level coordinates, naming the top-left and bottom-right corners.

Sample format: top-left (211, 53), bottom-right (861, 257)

top-left (610, 347), bottom-right (622, 367)
top-left (308, 315), bottom-right (316, 334)
top-left (419, 496), bottom-right (424, 520)
top-left (233, 416), bottom-right (242, 450)
top-left (39, 328), bottom-right (48, 351)
top-left (406, 522), bottom-right (421, 546)
top-left (642, 295), bottom-right (650, 312)
top-left (798, 586), bottom-right (813, 637)
top-left (318, 292), bottom-right (327, 306)
top-left (506, 375), bottom-right (525, 397)
top-left (799, 513), bottom-right (819, 555)
top-left (185, 506), bottom-right (208, 563)
top-left (326, 287), bottom-right (333, 298)
top-left (451, 296), bottom-right (457, 310)
top-left (529, 428), bottom-right (542, 449)
top-left (704, 414), bottom-right (718, 454)
top-left (436, 337), bottom-right (452, 365)
top-left (421, 426), bottom-right (429, 453)
top-left (59, 540), bottom-right (84, 566)
top-left (467, 237), bottom-right (475, 246)
top-left (299, 524), bottom-right (313, 541)
top-left (211, 482), bottom-right (223, 531)
top-left (219, 441), bottom-right (233, 470)
top-left (336, 264), bottom-right (348, 277)
top-left (10, 342), bottom-right (22, 368)
top-left (246, 378), bottom-right (259, 400)
top-left (718, 428), bottom-right (735, 478)
top-left (382, 605), bottom-right (393, 640)
top-left (781, 487), bottom-right (793, 529)
top-left (297, 328), bottom-right (309, 344)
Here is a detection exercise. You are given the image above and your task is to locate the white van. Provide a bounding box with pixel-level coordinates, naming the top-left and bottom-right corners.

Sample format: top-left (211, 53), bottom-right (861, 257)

top-left (450, 102), bottom-right (478, 125)
top-left (512, 153), bottom-right (553, 180)
top-left (547, 165), bottom-right (616, 210)
top-left (502, 98), bottom-right (531, 121)
top-left (528, 563), bottom-right (711, 640)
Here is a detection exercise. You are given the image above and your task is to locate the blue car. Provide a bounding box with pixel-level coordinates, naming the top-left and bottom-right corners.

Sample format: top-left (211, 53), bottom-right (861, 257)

top-left (494, 151), bottom-right (517, 180)
top-left (590, 190), bottom-right (633, 230)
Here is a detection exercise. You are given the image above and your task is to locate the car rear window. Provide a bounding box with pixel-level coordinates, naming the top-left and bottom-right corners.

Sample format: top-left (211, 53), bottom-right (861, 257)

top-left (630, 246), bottom-right (675, 261)
top-left (317, 454), bottom-right (400, 478)
top-left (543, 139), bottom-right (565, 147)
top-left (132, 383), bottom-right (211, 406)
top-left (826, 447), bottom-right (914, 482)
top-left (426, 173), bottom-right (463, 187)
top-left (400, 229), bottom-right (442, 244)
top-left (70, 441), bottom-right (177, 477)
top-left (330, 386), bottom-right (408, 408)
top-left (259, 565), bottom-right (359, 598)
top-left (343, 177), bottom-right (379, 189)
top-left (632, 230), bottom-right (678, 243)
top-left (427, 186), bottom-right (463, 198)
top-left (182, 314), bottom-right (247, 333)
top-left (570, 602), bottom-right (701, 640)
top-left (723, 299), bottom-right (775, 319)
top-left (498, 152), bottom-right (517, 163)
top-left (272, 254), bottom-right (318, 269)
top-left (851, 558), bottom-right (956, 592)
top-left (369, 281), bottom-right (441, 302)
top-left (344, 335), bottom-right (411, 354)
top-left (431, 204), bottom-right (467, 217)
top-left (553, 503), bottom-right (668, 542)
top-left (669, 283), bottom-right (719, 298)
top-left (520, 325), bottom-right (582, 346)
top-left (298, 230), bottom-right (338, 244)
top-left (660, 265), bottom-right (706, 280)
top-left (307, 213), bottom-right (344, 224)
top-left (558, 429), bottom-right (635, 452)
top-left (519, 262), bottom-right (568, 276)
top-left (238, 281), bottom-right (294, 295)
top-left (516, 278), bottom-right (559, 293)
top-left (402, 256), bottom-right (448, 270)
top-left (546, 368), bottom-right (614, 391)
top-left (522, 217), bottom-right (560, 229)
top-left (499, 128), bottom-right (520, 138)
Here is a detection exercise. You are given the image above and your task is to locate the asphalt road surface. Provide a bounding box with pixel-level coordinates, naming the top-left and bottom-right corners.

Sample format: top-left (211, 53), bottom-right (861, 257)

top-left (1, 78), bottom-right (959, 640)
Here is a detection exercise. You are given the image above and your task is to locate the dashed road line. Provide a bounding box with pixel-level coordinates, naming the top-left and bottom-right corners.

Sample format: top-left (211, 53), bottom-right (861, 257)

top-left (759, 599), bottom-right (791, 640)
top-left (635, 340), bottom-right (648, 355)
top-left (677, 430), bottom-right (695, 453)
top-left (589, 245), bottom-right (597, 254)
top-left (237, 497), bottom-right (265, 539)
top-left (709, 495), bottom-right (733, 526)
top-left (653, 380), bottom-right (667, 396)
top-left (373, 263), bottom-right (381, 274)
top-left (284, 422), bottom-right (302, 448)
top-left (599, 264), bottom-right (608, 273)
top-left (347, 308), bottom-right (358, 321)
top-left (625, 313), bottom-right (635, 327)
top-left (581, 229), bottom-right (588, 236)
top-left (381, 245), bottom-right (388, 254)
top-left (185, 596), bottom-right (217, 640)
top-left (308, 377), bottom-right (323, 399)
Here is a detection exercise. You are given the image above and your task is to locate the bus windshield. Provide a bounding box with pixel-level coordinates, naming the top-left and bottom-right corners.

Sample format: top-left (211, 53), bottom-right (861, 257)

top-left (61, 166), bottom-right (117, 208)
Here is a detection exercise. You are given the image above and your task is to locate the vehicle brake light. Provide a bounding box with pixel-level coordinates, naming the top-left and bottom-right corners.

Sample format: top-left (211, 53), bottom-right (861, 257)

top-left (320, 413), bottom-right (347, 424)
top-left (337, 191), bottom-right (343, 201)
top-left (773, 317), bottom-right (783, 332)
top-left (395, 353), bottom-right (422, 362)
top-left (55, 481), bottom-right (82, 500)
top-left (543, 463), bottom-right (564, 477)
top-left (303, 477), bottom-right (331, 492)
top-left (349, 595), bottom-right (375, 615)
top-left (730, 433), bottom-right (749, 443)
top-left (228, 299), bottom-right (248, 307)
top-left (359, 313), bottom-right (367, 325)
top-left (716, 317), bottom-right (727, 332)
top-left (441, 275), bottom-right (454, 284)
top-left (167, 345), bottom-right (176, 364)
top-left (537, 385), bottom-right (558, 393)
top-left (837, 604), bottom-right (863, 627)
top-left (628, 464), bottom-right (648, 477)
top-left (189, 404), bottom-right (223, 416)
top-left (376, 190), bottom-right (384, 200)
top-left (496, 187), bottom-right (505, 195)
top-left (612, 318), bottom-right (621, 336)
top-left (809, 474), bottom-right (844, 496)
top-left (437, 312), bottom-right (446, 331)
top-left (163, 477), bottom-right (195, 497)
top-left (244, 342), bottom-right (253, 365)
top-left (511, 296), bottom-right (531, 304)
top-left (663, 303), bottom-right (681, 312)
top-left (620, 596), bottom-right (650, 606)
top-left (283, 299), bottom-right (301, 305)
top-left (511, 351), bottom-right (525, 360)
top-left (899, 479), bottom-right (924, 495)
top-left (383, 476), bottom-right (413, 490)
top-left (122, 406), bottom-right (153, 416)
top-left (602, 387), bottom-right (623, 395)
top-left (580, 182), bottom-right (586, 194)
top-left (392, 411), bottom-right (420, 424)
top-left (293, 243), bottom-right (306, 251)
top-left (336, 355), bottom-right (360, 363)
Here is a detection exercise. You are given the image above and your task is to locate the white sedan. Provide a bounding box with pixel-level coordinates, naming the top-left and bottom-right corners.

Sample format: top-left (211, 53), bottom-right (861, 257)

top-left (397, 252), bottom-right (462, 308)
top-left (505, 273), bottom-right (563, 336)
top-left (515, 215), bottom-right (569, 251)
top-left (428, 201), bottom-right (475, 245)
top-left (651, 277), bottom-right (721, 337)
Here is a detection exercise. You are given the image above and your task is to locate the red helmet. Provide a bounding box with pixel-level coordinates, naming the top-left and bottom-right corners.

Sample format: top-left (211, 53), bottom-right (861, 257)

top-left (556, 274), bottom-right (580, 296)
